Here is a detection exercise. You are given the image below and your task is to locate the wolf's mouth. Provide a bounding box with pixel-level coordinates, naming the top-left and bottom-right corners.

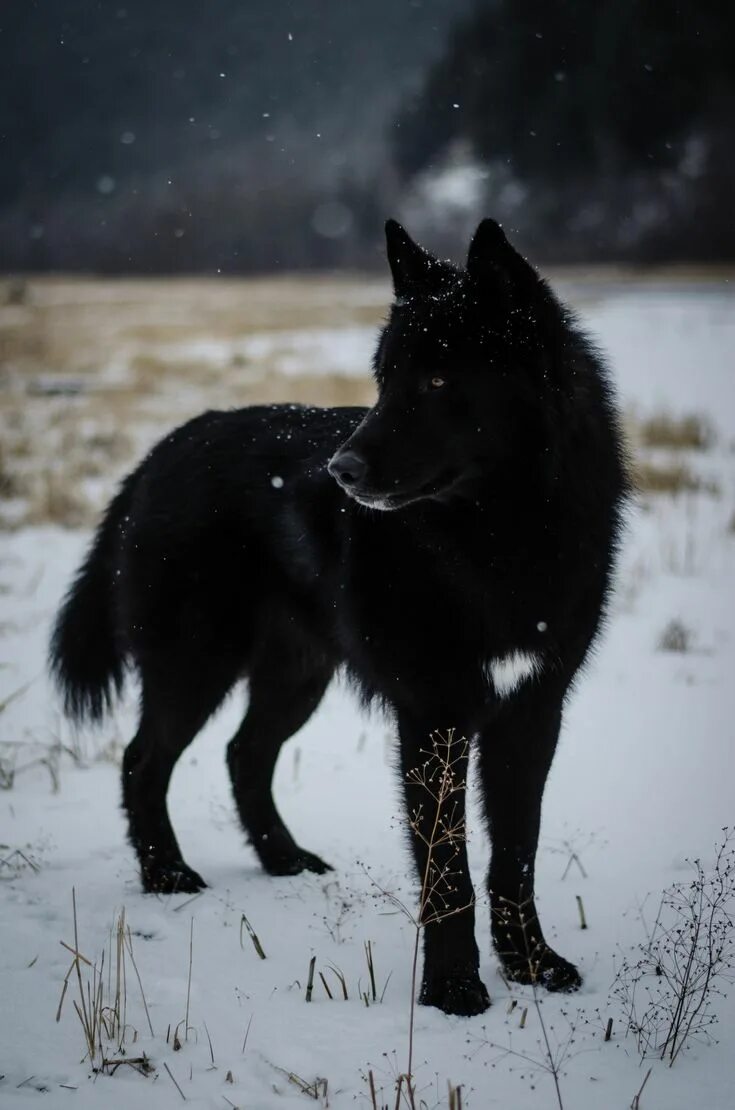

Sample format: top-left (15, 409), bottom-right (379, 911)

top-left (352, 492), bottom-right (401, 511)
top-left (346, 469), bottom-right (460, 511)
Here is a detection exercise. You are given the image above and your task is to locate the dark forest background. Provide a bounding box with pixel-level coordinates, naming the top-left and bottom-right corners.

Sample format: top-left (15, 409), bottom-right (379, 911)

top-left (1, 0), bottom-right (733, 272)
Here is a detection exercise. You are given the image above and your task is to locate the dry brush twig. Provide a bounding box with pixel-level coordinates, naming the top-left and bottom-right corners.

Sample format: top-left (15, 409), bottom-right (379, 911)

top-left (612, 829), bottom-right (735, 1065)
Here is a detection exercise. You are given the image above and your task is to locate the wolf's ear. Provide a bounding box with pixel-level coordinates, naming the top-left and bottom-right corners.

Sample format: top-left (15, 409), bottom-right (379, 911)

top-left (385, 219), bottom-right (436, 296)
top-left (466, 219), bottom-right (539, 291)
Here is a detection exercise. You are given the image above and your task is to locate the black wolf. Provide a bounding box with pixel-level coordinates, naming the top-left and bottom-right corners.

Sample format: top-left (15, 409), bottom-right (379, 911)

top-left (51, 220), bottom-right (626, 1015)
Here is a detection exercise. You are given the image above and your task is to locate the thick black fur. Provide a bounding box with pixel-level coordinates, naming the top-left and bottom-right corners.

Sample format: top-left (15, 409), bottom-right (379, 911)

top-left (50, 220), bottom-right (627, 1016)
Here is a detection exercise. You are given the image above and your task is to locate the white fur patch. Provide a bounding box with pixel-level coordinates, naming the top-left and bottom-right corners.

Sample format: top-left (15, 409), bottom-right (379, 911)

top-left (484, 651), bottom-right (543, 698)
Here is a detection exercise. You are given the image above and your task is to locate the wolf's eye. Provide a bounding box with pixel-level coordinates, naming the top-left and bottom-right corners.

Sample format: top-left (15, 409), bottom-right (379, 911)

top-left (430, 376), bottom-right (445, 389)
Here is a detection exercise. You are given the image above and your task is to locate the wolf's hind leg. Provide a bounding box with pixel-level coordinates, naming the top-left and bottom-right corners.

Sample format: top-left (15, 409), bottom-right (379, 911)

top-left (123, 664), bottom-right (236, 894)
top-left (227, 644), bottom-right (334, 876)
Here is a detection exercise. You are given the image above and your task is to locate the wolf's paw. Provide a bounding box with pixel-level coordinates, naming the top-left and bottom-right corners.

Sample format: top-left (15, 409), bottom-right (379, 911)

top-left (502, 949), bottom-right (582, 993)
top-left (262, 849), bottom-right (333, 877)
top-left (420, 972), bottom-right (491, 1016)
top-left (142, 859), bottom-right (208, 895)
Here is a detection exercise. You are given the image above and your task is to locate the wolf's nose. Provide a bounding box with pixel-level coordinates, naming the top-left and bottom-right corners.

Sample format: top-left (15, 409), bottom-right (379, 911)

top-left (328, 450), bottom-right (367, 489)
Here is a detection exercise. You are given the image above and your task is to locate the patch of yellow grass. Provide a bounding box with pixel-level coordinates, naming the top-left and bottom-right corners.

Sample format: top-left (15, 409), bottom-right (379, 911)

top-left (627, 408), bottom-right (720, 498)
top-left (2, 277), bottom-right (725, 528)
top-left (657, 619), bottom-right (694, 653)
top-left (21, 470), bottom-right (94, 530)
top-left (637, 413), bottom-right (714, 451)
top-left (0, 276), bottom-right (382, 528)
top-left (633, 459), bottom-right (719, 497)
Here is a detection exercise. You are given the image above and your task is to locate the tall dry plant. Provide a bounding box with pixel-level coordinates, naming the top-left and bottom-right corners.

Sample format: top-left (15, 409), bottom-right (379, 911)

top-left (367, 728), bottom-right (470, 1109)
top-left (613, 829), bottom-right (735, 1065)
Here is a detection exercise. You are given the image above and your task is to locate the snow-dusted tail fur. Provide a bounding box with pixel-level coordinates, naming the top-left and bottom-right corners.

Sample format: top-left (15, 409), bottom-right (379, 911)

top-left (49, 476), bottom-right (134, 723)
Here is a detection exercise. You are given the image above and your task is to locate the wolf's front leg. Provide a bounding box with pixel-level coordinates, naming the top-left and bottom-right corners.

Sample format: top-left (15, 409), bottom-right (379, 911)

top-left (479, 691), bottom-right (582, 992)
top-left (397, 713), bottom-right (490, 1016)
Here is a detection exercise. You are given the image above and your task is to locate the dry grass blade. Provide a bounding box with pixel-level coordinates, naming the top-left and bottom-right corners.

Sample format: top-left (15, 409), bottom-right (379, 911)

top-left (288, 1072), bottom-right (313, 1096)
top-left (125, 925), bottom-right (154, 1036)
top-left (185, 918), bottom-right (193, 1042)
top-left (560, 849), bottom-right (587, 881)
top-left (203, 1019), bottom-right (215, 1066)
top-left (447, 1082), bottom-right (463, 1110)
top-left (305, 955), bottom-right (316, 1002)
top-left (59, 938), bottom-right (93, 964)
top-left (172, 892), bottom-right (203, 913)
top-left (164, 1061), bottom-right (187, 1100)
top-left (327, 964), bottom-right (349, 1000)
top-left (631, 1066), bottom-right (652, 1109)
top-left (71, 888), bottom-right (98, 1061)
top-left (576, 895), bottom-right (588, 930)
top-left (239, 913), bottom-right (266, 959)
top-left (364, 940), bottom-right (377, 1002)
top-left (241, 1013), bottom-right (253, 1054)
top-left (368, 1069), bottom-right (378, 1110)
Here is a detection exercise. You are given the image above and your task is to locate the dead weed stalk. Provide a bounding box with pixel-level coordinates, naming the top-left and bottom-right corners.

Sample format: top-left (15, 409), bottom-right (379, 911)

top-left (56, 889), bottom-right (153, 1073)
top-left (367, 728), bottom-right (470, 1109)
top-left (612, 829), bottom-right (735, 1064)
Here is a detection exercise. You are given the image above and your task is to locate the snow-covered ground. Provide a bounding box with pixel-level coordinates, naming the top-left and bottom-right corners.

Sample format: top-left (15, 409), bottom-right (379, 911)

top-left (1, 276), bottom-right (734, 1109)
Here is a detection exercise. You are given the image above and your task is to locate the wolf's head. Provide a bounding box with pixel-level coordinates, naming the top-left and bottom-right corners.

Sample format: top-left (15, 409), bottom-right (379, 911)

top-left (329, 219), bottom-right (574, 510)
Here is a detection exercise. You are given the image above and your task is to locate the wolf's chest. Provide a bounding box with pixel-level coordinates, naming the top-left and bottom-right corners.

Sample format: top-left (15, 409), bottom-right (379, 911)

top-left (481, 650), bottom-right (544, 698)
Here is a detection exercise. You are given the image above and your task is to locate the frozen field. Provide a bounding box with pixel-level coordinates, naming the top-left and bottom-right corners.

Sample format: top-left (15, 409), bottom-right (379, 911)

top-left (1, 273), bottom-right (734, 1109)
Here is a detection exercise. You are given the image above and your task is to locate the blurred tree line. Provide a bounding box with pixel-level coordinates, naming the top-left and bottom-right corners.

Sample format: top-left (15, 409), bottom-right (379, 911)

top-left (1, 0), bottom-right (733, 271)
top-left (396, 0), bottom-right (735, 261)
top-left (0, 0), bottom-right (467, 272)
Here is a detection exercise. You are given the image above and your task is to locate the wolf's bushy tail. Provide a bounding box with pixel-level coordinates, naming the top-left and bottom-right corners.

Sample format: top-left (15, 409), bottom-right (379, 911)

top-left (49, 473), bottom-right (136, 723)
